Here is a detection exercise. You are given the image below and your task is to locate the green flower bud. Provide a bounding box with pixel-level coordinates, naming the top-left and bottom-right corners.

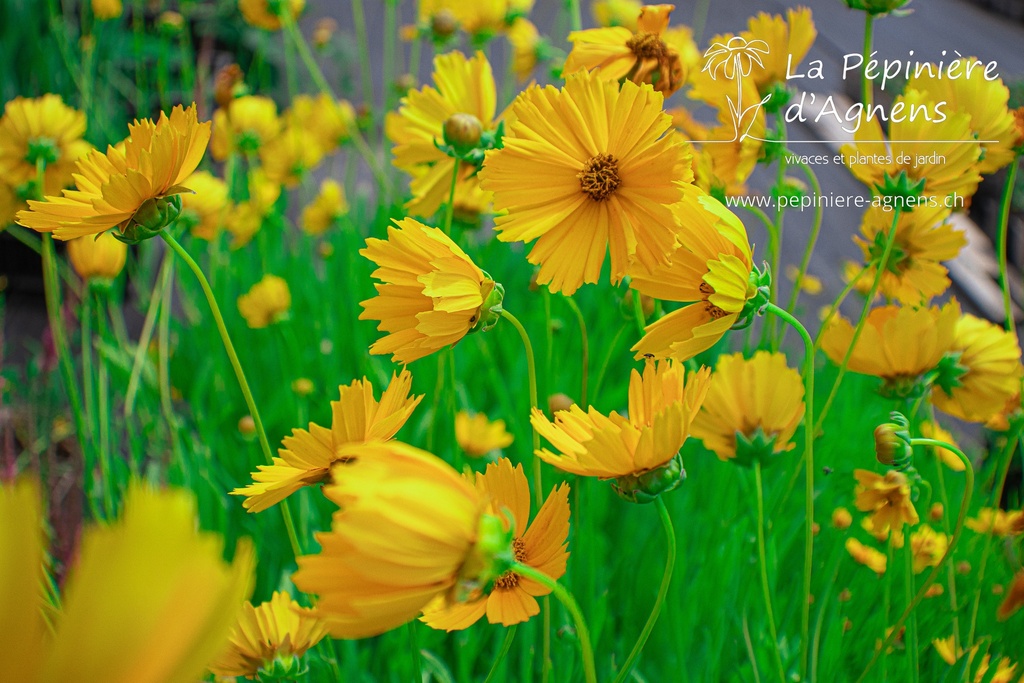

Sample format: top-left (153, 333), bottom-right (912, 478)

top-left (874, 412), bottom-right (912, 468)
top-left (443, 113), bottom-right (484, 158)
top-left (733, 426), bottom-right (781, 468)
top-left (612, 453), bottom-right (685, 504)
top-left (115, 194), bottom-right (183, 244)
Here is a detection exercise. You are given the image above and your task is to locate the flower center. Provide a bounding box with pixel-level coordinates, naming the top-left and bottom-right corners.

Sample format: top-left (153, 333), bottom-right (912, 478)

top-left (578, 153), bottom-right (621, 201)
top-left (627, 32), bottom-right (668, 60)
top-left (700, 281), bottom-right (728, 319)
top-left (492, 537), bottom-right (527, 590)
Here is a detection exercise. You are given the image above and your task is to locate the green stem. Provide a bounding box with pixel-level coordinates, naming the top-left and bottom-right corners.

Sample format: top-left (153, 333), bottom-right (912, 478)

top-left (125, 251), bottom-right (172, 417)
top-left (813, 260), bottom-right (874, 353)
top-left (753, 461), bottom-right (787, 683)
top-left (351, 0), bottom-right (375, 114)
top-left (383, 0), bottom-right (397, 115)
top-left (763, 302), bottom-right (814, 680)
top-left (93, 286), bottom-right (115, 516)
top-left (482, 626), bottom-right (518, 683)
top-left (500, 309), bottom-right (542, 508)
top-left (856, 438), bottom-right (974, 683)
top-left (816, 207), bottom-right (901, 434)
top-left (902, 523), bottom-right (919, 683)
top-left (563, 296), bottom-right (589, 407)
top-left (566, 0), bottom-right (582, 32)
top-left (861, 14), bottom-right (874, 108)
top-left (613, 497), bottom-right (677, 683)
top-left (767, 119), bottom-right (789, 350)
top-left (630, 287), bottom-right (646, 336)
top-left (408, 622), bottom-right (423, 683)
top-left (511, 562), bottom-right (596, 683)
top-left (996, 154), bottom-right (1019, 333)
top-left (783, 160), bottom-right (823, 320)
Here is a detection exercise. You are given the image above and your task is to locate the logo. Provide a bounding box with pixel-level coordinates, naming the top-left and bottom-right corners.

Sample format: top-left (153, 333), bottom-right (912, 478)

top-left (701, 37), bottom-right (772, 143)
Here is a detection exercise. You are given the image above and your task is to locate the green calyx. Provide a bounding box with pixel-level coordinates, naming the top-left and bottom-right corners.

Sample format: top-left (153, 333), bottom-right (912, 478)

top-left (734, 262), bottom-right (772, 330)
top-left (929, 351), bottom-right (968, 397)
top-left (25, 137), bottom-right (60, 167)
top-left (874, 413), bottom-right (913, 467)
top-left (470, 278), bottom-right (505, 334)
top-left (435, 120), bottom-right (505, 171)
top-left (760, 83), bottom-right (792, 115)
top-left (114, 194), bottom-right (183, 245)
top-left (612, 453), bottom-right (685, 504)
top-left (256, 654), bottom-right (307, 682)
top-left (845, 0), bottom-right (913, 16)
top-left (732, 426), bottom-right (782, 468)
top-left (873, 170), bottom-right (926, 211)
top-left (869, 229), bottom-right (908, 274)
top-left (454, 512), bottom-right (515, 602)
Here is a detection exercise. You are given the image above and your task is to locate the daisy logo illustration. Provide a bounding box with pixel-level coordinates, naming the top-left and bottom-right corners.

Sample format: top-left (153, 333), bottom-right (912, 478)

top-left (702, 36), bottom-right (772, 142)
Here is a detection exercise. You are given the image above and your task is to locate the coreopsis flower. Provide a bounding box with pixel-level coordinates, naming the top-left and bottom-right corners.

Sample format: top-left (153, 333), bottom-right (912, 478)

top-left (532, 358), bottom-right (711, 502)
top-left (854, 469), bottom-right (919, 535)
top-left (690, 351), bottom-right (804, 464)
top-left (507, 18), bottom-right (540, 81)
top-left (67, 231), bottom-right (128, 283)
top-left (908, 59), bottom-right (1018, 174)
top-left (820, 300), bottom-right (960, 393)
top-left (225, 169), bottom-right (281, 248)
top-left (0, 95), bottom-right (91, 196)
top-left (965, 508), bottom-right (1024, 537)
top-left (593, 0), bottom-right (642, 28)
top-left (232, 368), bottom-right (422, 512)
top-left (480, 70), bottom-right (691, 295)
top-left (208, 592), bottom-right (328, 679)
top-left (386, 51), bottom-right (498, 217)
top-left (211, 96), bottom-right (281, 161)
top-left (918, 421), bottom-right (966, 472)
top-left (415, 0), bottom-right (511, 38)
top-left (564, 4), bottom-right (685, 96)
top-left (629, 189), bottom-right (756, 361)
top-left (359, 217), bottom-right (504, 364)
top-left (293, 441), bottom-right (512, 638)
top-left (179, 170), bottom-right (230, 240)
top-left (301, 179), bottom-right (348, 235)
top-left (286, 93), bottom-right (355, 153)
top-left (910, 525), bottom-right (948, 573)
top-left (259, 126), bottom-right (324, 188)
top-left (421, 459), bottom-right (570, 629)
top-left (845, 537), bottom-right (887, 575)
top-left (997, 570), bottom-right (1024, 620)
top-left (92, 0), bottom-right (122, 20)
top-left (785, 264), bottom-right (822, 295)
top-left (931, 313), bottom-right (1023, 424)
top-left (0, 480), bottom-right (254, 683)
top-left (842, 89), bottom-right (982, 203)
top-left (237, 274), bottom-right (291, 329)
top-left (239, 0), bottom-right (305, 31)
top-left (455, 411), bottom-right (514, 457)
top-left (17, 104), bottom-right (210, 241)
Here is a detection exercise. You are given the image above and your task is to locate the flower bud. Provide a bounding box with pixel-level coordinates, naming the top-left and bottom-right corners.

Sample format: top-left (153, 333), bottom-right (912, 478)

top-left (956, 561), bottom-right (971, 575)
top-left (832, 507), bottom-right (853, 530)
top-left (612, 453), bottom-right (685, 504)
top-left (443, 113), bottom-right (483, 157)
top-left (116, 194), bottom-right (183, 244)
top-left (548, 393), bottom-right (575, 414)
top-left (430, 8), bottom-right (459, 39)
top-left (67, 231), bottom-right (128, 284)
top-left (157, 11), bottom-right (184, 34)
top-left (238, 415), bottom-right (256, 438)
top-left (292, 378), bottom-right (314, 396)
top-left (929, 503), bottom-right (944, 522)
top-left (313, 17), bottom-right (337, 48)
top-left (873, 417), bottom-right (911, 467)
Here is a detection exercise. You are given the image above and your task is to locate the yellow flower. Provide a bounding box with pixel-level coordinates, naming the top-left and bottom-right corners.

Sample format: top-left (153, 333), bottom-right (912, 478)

top-left (456, 411), bottom-right (514, 457)
top-left (422, 458), bottom-right (570, 629)
top-left (0, 480), bottom-right (254, 683)
top-left (997, 570), bottom-right (1024, 621)
top-left (592, 0), bottom-right (642, 29)
top-left (416, 0), bottom-right (510, 37)
top-left (67, 231), bottom-right (128, 282)
top-left (386, 51), bottom-right (498, 217)
top-left (237, 274), bottom-right (291, 329)
top-left (932, 635), bottom-right (962, 665)
top-left (908, 58), bottom-right (1018, 174)
top-left (688, 109), bottom-right (765, 196)
top-left (841, 89), bottom-right (981, 203)
top-left (784, 264), bottom-right (822, 295)
top-left (845, 537), bottom-right (887, 575)
top-left (285, 93), bottom-right (356, 153)
top-left (179, 170), bottom-right (230, 241)
top-left (211, 96), bottom-right (281, 161)
top-left (975, 656), bottom-right (1018, 683)
top-left (564, 4), bottom-right (685, 97)
top-left (531, 359), bottom-right (710, 495)
top-left (301, 179), bottom-right (348, 235)
top-left (832, 507), bottom-right (853, 530)
top-left (293, 441), bottom-right (503, 638)
top-left (820, 300), bottom-right (959, 387)
top-left (233, 368), bottom-right (422, 512)
top-left (918, 422), bottom-right (966, 472)
top-left (742, 8), bottom-right (816, 90)
top-left (507, 18), bottom-right (540, 82)
top-left (965, 508), bottom-right (1024, 537)
top-left (931, 313), bottom-right (1023, 424)
top-left (691, 351), bottom-right (804, 463)
top-left (239, 0), bottom-right (304, 31)
top-left (208, 591), bottom-right (328, 679)
top-left (854, 469), bottom-right (920, 535)
top-left (480, 70), bottom-right (690, 295)
top-left (852, 204), bottom-right (965, 304)
top-left (629, 190), bottom-right (755, 361)
top-left (92, 0), bottom-right (122, 20)
top-left (225, 169), bottom-right (281, 248)
top-left (910, 525), bottom-right (948, 573)
top-left (17, 104), bottom-right (210, 241)
top-left (0, 95), bottom-right (91, 196)
top-left (359, 217), bottom-right (502, 363)
top-left (260, 126), bottom-right (324, 188)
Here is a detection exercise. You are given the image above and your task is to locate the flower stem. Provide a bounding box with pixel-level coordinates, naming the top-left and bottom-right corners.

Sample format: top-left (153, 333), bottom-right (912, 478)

top-left (159, 230), bottom-right (301, 558)
top-left (443, 159), bottom-right (459, 236)
top-left (816, 207), bottom-right (901, 434)
top-left (763, 302), bottom-right (814, 680)
top-left (482, 626), bottom-right (518, 683)
top-left (856, 438), bottom-right (974, 683)
top-left (996, 154), bottom-right (1020, 333)
top-left (511, 562), bottom-right (596, 683)
top-left (861, 14), bottom-right (874, 108)
top-left (782, 159), bottom-right (823, 322)
top-left (613, 497), bottom-right (677, 683)
top-left (566, 0), bottom-right (582, 32)
top-left (753, 460), bottom-right (787, 683)
top-left (500, 309), bottom-right (542, 507)
top-left (563, 296), bottom-right (589, 407)
top-left (903, 523), bottom-right (919, 683)
top-left (125, 251), bottom-right (172, 417)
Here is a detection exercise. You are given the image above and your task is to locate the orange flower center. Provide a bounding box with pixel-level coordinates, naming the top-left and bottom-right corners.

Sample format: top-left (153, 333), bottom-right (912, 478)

top-left (578, 153), bottom-right (621, 201)
top-left (492, 537), bottom-right (527, 590)
top-left (700, 281), bottom-right (728, 319)
top-left (627, 32), bottom-right (668, 61)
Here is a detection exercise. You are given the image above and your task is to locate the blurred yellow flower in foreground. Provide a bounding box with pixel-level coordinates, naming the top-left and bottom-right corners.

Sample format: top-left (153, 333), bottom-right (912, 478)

top-left (0, 94), bottom-right (91, 195)
top-left (422, 458), bottom-right (570, 629)
top-left (845, 537), bottom-right (887, 575)
top-left (208, 591), bottom-right (328, 679)
top-left (0, 480), bottom-right (254, 683)
top-left (233, 368), bottom-right (422, 512)
top-left (239, 0), bottom-right (305, 31)
top-left (456, 411), bottom-right (514, 457)
top-left (237, 274), bottom-right (291, 329)
top-left (17, 104), bottom-right (210, 241)
top-left (854, 469), bottom-right (919, 535)
top-left (67, 230), bottom-right (128, 283)
top-left (301, 179), bottom-right (348, 235)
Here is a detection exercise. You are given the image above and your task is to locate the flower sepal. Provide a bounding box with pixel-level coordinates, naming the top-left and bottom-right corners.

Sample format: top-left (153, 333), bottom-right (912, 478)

top-left (435, 119), bottom-right (505, 170)
top-left (115, 194), bottom-right (183, 244)
top-left (735, 262), bottom-right (773, 329)
top-left (470, 279), bottom-right (505, 334)
top-left (873, 170), bottom-right (926, 210)
top-left (733, 426), bottom-right (781, 468)
top-left (256, 655), bottom-right (307, 682)
top-left (453, 512), bottom-right (515, 602)
top-left (611, 453), bottom-right (686, 504)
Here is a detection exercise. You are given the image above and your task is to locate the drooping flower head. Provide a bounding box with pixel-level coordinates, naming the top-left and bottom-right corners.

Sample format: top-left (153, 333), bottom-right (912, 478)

top-left (630, 189), bottom-right (756, 361)
top-left (67, 231), bottom-right (128, 284)
top-left (208, 592), bottom-right (328, 680)
top-left (422, 459), bottom-right (570, 629)
top-left (359, 217), bottom-right (504, 363)
top-left (237, 274), bottom-right (292, 329)
top-left (233, 368), bottom-right (423, 512)
top-left (480, 70), bottom-right (691, 295)
top-left (0, 95), bottom-right (91, 196)
top-left (456, 411), bottom-right (514, 457)
top-left (17, 104), bottom-right (211, 242)
top-left (691, 351), bottom-right (804, 465)
top-left (532, 358), bottom-right (711, 502)
top-left (854, 469), bottom-right (920, 536)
